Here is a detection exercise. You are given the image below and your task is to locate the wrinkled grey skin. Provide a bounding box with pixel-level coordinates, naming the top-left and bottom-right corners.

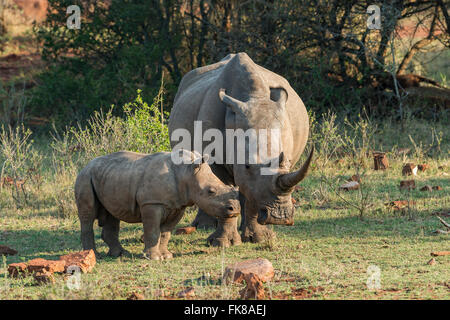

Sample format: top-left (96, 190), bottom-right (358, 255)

top-left (75, 150), bottom-right (241, 260)
top-left (169, 52), bottom-right (313, 244)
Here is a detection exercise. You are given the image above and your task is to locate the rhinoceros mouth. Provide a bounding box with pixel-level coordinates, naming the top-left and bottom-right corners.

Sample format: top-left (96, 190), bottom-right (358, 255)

top-left (257, 205), bottom-right (294, 226)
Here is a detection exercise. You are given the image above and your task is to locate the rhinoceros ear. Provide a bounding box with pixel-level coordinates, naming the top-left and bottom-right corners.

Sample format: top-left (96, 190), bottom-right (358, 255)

top-left (278, 152), bottom-right (290, 169)
top-left (192, 154), bottom-right (210, 173)
top-left (219, 89), bottom-right (248, 115)
top-left (270, 87), bottom-right (288, 106)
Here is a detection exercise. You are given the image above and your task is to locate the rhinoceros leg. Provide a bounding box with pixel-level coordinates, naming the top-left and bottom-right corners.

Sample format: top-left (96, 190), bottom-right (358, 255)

top-left (241, 202), bottom-right (275, 243)
top-left (207, 217), bottom-right (241, 247)
top-left (141, 204), bottom-right (164, 260)
top-left (76, 176), bottom-right (98, 256)
top-left (159, 208), bottom-right (184, 259)
top-left (191, 209), bottom-right (218, 229)
top-left (159, 232), bottom-right (173, 259)
top-left (100, 210), bottom-right (128, 258)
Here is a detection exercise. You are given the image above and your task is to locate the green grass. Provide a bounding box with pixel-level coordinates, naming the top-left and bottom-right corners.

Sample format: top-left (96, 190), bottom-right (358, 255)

top-left (0, 151), bottom-right (448, 300)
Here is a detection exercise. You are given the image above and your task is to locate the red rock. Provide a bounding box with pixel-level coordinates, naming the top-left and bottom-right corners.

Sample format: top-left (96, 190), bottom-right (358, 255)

top-left (430, 251), bottom-right (450, 257)
top-left (0, 245), bottom-right (17, 256)
top-left (402, 163), bottom-right (417, 176)
top-left (418, 164), bottom-right (429, 172)
top-left (373, 152), bottom-right (389, 170)
top-left (399, 180), bottom-right (415, 190)
top-left (339, 181), bottom-right (359, 191)
top-left (224, 258), bottom-right (274, 284)
top-left (26, 258), bottom-right (66, 274)
top-left (127, 292), bottom-right (145, 300)
top-left (175, 226), bottom-right (196, 235)
top-left (432, 186), bottom-right (442, 191)
top-left (59, 250), bottom-right (96, 273)
top-left (34, 270), bottom-right (55, 285)
top-left (239, 273), bottom-right (265, 300)
top-left (177, 287), bottom-right (195, 298)
top-left (8, 262), bottom-right (27, 278)
top-left (386, 200), bottom-right (415, 210)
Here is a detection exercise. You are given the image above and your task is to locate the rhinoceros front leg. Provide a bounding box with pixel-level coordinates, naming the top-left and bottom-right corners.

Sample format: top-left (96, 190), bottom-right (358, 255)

top-left (159, 232), bottom-right (173, 259)
top-left (141, 204), bottom-right (164, 260)
top-left (207, 217), bottom-right (242, 247)
top-left (241, 202), bottom-right (275, 243)
top-left (191, 209), bottom-right (218, 229)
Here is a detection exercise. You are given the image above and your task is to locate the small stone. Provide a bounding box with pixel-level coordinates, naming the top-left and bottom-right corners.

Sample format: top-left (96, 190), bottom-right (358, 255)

top-left (418, 164), bottom-right (429, 172)
top-left (59, 250), bottom-right (96, 273)
top-left (239, 273), bottom-right (265, 300)
top-left (0, 245), bottom-right (17, 256)
top-left (127, 292), bottom-right (145, 300)
top-left (27, 258), bottom-right (66, 274)
top-left (420, 185), bottom-right (433, 192)
top-left (427, 258), bottom-right (436, 266)
top-left (339, 181), bottom-right (359, 191)
top-left (402, 163), bottom-right (417, 176)
top-left (34, 270), bottom-right (55, 285)
top-left (8, 262), bottom-right (27, 278)
top-left (177, 287), bottom-right (195, 298)
top-left (224, 258), bottom-right (274, 284)
top-left (432, 186), bottom-right (442, 191)
top-left (399, 180), bottom-right (415, 190)
top-left (175, 226), bottom-right (196, 235)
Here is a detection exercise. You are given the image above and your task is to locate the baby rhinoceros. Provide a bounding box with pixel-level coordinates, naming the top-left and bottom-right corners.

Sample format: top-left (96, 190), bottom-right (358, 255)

top-left (75, 150), bottom-right (240, 260)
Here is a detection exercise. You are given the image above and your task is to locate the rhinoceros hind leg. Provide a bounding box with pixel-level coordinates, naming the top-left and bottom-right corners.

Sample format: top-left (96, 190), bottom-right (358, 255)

top-left (80, 218), bottom-right (97, 254)
top-left (207, 217), bottom-right (242, 247)
top-left (76, 177), bottom-right (98, 256)
top-left (100, 211), bottom-right (127, 258)
top-left (191, 209), bottom-right (218, 229)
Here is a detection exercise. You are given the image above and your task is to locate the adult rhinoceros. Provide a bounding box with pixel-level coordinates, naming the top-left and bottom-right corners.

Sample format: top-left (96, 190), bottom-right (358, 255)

top-left (169, 52), bottom-right (313, 246)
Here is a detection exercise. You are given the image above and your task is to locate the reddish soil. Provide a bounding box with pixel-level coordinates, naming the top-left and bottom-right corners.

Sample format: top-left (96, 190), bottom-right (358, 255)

top-left (0, 52), bottom-right (43, 84)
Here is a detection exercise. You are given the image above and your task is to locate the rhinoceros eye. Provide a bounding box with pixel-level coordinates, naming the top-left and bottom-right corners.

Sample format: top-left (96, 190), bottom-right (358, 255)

top-left (207, 187), bottom-right (217, 195)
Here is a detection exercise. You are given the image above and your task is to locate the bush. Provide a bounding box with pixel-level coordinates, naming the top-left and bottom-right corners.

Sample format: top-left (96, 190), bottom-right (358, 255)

top-left (51, 87), bottom-right (170, 170)
top-left (0, 124), bottom-right (43, 208)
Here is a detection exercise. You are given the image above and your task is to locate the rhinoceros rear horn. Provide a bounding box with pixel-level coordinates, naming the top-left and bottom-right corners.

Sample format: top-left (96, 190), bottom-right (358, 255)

top-left (277, 146), bottom-right (314, 191)
top-left (219, 89), bottom-right (248, 115)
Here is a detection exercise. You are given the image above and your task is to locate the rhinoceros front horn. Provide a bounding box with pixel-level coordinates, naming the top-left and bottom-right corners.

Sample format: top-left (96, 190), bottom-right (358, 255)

top-left (277, 146), bottom-right (314, 191)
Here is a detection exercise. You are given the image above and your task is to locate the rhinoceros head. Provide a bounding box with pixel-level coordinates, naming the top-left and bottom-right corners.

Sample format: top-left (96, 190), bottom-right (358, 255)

top-left (188, 154), bottom-right (241, 220)
top-left (219, 88), bottom-right (313, 225)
